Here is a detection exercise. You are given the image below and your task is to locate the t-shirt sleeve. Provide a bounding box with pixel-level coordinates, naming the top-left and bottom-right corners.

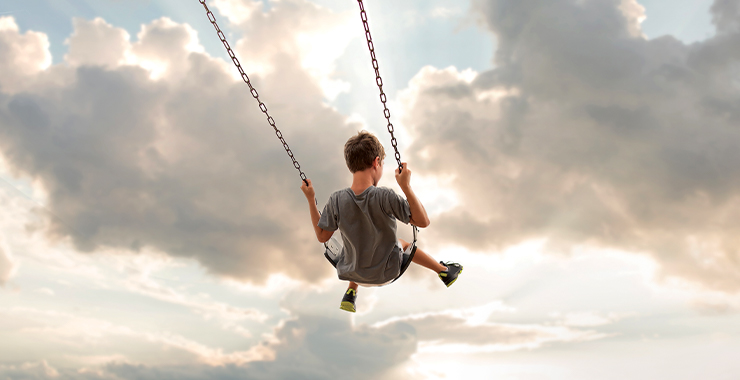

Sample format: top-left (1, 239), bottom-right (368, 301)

top-left (380, 187), bottom-right (411, 224)
top-left (318, 194), bottom-right (339, 232)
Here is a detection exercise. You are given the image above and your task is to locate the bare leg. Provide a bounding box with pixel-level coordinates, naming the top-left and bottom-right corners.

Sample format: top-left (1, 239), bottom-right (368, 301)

top-left (348, 281), bottom-right (358, 291)
top-left (399, 238), bottom-right (447, 273)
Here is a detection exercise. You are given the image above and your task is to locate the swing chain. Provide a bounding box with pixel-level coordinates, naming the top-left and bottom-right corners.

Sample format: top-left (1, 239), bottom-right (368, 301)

top-left (356, 0), bottom-right (403, 172)
top-left (198, 0), bottom-right (308, 185)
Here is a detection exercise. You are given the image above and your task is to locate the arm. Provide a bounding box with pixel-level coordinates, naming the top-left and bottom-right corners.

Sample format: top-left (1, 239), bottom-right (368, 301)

top-left (300, 179), bottom-right (334, 243)
top-left (395, 163), bottom-right (431, 228)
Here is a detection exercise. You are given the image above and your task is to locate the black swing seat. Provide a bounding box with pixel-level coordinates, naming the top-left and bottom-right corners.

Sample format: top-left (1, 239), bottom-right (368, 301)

top-left (324, 226), bottom-right (419, 285)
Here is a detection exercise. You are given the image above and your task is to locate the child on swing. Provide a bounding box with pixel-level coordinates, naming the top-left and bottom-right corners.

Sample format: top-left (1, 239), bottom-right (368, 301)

top-left (300, 131), bottom-right (462, 312)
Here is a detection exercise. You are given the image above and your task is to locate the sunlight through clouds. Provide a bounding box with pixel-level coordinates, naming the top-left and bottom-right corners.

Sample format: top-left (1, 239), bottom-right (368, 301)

top-left (0, 231), bottom-right (16, 286)
top-left (3, 306), bottom-right (276, 366)
top-left (211, 0), bottom-right (359, 101)
top-left (373, 301), bottom-right (612, 354)
top-left (1, 0), bottom-right (740, 378)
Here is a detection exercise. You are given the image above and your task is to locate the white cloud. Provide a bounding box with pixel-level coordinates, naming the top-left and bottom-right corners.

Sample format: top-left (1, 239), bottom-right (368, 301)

top-left (619, 0), bottom-right (647, 38)
top-left (0, 361), bottom-right (60, 379)
top-left (35, 287), bottom-right (55, 296)
top-left (127, 17), bottom-right (205, 80)
top-left (65, 18), bottom-right (130, 68)
top-left (552, 310), bottom-right (636, 327)
top-left (374, 301), bottom-right (610, 354)
top-left (2, 1), bottom-right (740, 379)
top-left (0, 13), bottom-right (354, 284)
top-left (210, 0), bottom-right (263, 25)
top-left (212, 0), bottom-right (359, 100)
top-left (0, 305), bottom-right (417, 380)
top-left (0, 16), bottom-right (51, 93)
top-left (0, 178), bottom-right (269, 338)
top-left (3, 306), bottom-right (274, 367)
top-left (115, 252), bottom-right (271, 336)
top-left (0, 231), bottom-right (17, 286)
top-left (397, 0), bottom-right (740, 292)
top-left (0, 181), bottom-right (108, 282)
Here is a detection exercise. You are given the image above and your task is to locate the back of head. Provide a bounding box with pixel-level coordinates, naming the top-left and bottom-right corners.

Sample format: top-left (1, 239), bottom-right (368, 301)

top-left (344, 131), bottom-right (386, 173)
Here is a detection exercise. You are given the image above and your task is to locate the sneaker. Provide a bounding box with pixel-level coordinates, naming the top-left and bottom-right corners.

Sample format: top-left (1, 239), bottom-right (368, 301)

top-left (438, 261), bottom-right (463, 287)
top-left (340, 288), bottom-right (357, 313)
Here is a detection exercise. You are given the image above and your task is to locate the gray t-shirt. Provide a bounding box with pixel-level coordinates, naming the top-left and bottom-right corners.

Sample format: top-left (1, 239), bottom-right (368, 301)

top-left (318, 186), bottom-right (412, 284)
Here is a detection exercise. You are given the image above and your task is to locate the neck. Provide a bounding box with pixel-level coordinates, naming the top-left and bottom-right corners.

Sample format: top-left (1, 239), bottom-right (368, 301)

top-left (351, 171), bottom-right (376, 195)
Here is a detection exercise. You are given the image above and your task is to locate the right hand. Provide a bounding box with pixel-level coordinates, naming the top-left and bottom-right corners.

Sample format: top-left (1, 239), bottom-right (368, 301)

top-left (395, 163), bottom-right (411, 188)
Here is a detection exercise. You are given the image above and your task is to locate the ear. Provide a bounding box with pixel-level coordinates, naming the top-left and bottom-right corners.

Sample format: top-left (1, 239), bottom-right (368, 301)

top-left (374, 156), bottom-right (381, 167)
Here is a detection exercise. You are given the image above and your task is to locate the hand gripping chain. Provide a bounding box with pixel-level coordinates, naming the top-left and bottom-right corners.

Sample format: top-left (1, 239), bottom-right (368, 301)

top-left (198, 0), bottom-right (308, 185)
top-left (356, 0), bottom-right (403, 173)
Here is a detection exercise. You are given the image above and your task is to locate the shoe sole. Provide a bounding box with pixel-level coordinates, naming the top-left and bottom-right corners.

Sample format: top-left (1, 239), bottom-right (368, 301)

top-left (340, 301), bottom-right (356, 313)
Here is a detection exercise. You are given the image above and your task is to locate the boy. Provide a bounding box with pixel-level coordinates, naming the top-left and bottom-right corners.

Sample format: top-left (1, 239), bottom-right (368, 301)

top-left (300, 131), bottom-right (462, 312)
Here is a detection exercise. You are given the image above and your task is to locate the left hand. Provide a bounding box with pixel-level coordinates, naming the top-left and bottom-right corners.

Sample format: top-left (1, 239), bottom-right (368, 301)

top-left (300, 179), bottom-right (316, 200)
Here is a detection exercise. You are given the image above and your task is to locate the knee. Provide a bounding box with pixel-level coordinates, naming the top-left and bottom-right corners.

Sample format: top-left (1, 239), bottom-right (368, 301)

top-left (398, 238), bottom-right (410, 250)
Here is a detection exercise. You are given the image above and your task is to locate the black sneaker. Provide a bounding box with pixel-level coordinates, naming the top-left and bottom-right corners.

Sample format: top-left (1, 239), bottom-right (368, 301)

top-left (340, 288), bottom-right (357, 313)
top-left (439, 261), bottom-right (463, 287)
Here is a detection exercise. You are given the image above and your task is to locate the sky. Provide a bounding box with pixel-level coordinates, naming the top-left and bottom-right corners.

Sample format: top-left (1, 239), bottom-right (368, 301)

top-left (0, 0), bottom-right (739, 379)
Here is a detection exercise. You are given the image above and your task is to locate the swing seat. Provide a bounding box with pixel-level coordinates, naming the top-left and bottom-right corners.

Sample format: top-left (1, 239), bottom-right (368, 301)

top-left (324, 226), bottom-right (418, 285)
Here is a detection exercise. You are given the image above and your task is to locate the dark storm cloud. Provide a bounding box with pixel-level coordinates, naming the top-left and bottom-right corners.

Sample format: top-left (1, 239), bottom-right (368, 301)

top-left (712, 0), bottom-right (740, 33)
top-left (403, 0), bottom-right (740, 291)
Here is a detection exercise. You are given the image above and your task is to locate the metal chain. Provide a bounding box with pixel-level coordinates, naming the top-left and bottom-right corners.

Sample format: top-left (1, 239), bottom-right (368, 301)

top-left (356, 0), bottom-right (403, 172)
top-left (198, 0), bottom-right (308, 185)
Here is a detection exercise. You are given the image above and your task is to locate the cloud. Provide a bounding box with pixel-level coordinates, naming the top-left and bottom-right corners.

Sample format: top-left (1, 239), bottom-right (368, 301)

top-left (0, 308), bottom-right (417, 380)
top-left (0, 6), bottom-right (356, 284)
top-left (711, 0), bottom-right (740, 34)
top-left (212, 0), bottom-right (358, 100)
top-left (239, 314), bottom-right (417, 380)
top-left (618, 0), bottom-right (647, 38)
top-left (552, 310), bottom-right (636, 327)
top-left (0, 231), bottom-right (17, 286)
top-left (0, 361), bottom-right (60, 380)
top-left (0, 17), bottom-right (51, 94)
top-left (35, 287), bottom-right (55, 296)
top-left (65, 18), bottom-right (130, 68)
top-left (210, 0), bottom-right (263, 26)
top-left (374, 302), bottom-right (609, 354)
top-left (114, 252), bottom-right (271, 336)
top-left (2, 306), bottom-right (274, 368)
top-left (397, 0), bottom-right (740, 291)
top-left (429, 6), bottom-right (463, 20)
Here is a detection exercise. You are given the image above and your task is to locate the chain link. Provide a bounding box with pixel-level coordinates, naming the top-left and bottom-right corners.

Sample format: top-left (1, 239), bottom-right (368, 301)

top-left (357, 0), bottom-right (403, 172)
top-left (198, 0), bottom-right (308, 184)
